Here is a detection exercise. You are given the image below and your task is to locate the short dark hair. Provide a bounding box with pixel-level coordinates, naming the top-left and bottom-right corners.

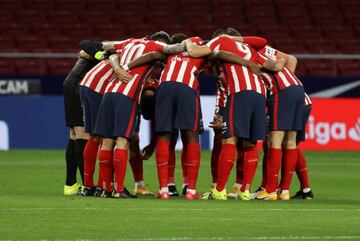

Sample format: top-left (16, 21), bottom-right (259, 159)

top-left (226, 27), bottom-right (241, 37)
top-left (170, 33), bottom-right (187, 44)
top-left (211, 28), bottom-right (227, 39)
top-left (150, 31), bottom-right (171, 44)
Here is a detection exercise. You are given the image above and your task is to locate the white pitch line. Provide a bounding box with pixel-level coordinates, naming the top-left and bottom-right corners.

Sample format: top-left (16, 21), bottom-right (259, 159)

top-left (2, 236), bottom-right (358, 241)
top-left (0, 207), bottom-right (359, 212)
top-left (116, 237), bottom-right (360, 241)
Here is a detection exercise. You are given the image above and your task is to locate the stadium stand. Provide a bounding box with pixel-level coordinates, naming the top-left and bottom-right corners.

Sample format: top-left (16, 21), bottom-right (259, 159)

top-left (0, 0), bottom-right (359, 76)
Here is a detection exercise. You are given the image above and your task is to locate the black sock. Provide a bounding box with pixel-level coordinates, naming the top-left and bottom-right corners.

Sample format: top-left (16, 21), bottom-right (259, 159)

top-left (65, 139), bottom-right (77, 186)
top-left (75, 139), bottom-right (87, 184)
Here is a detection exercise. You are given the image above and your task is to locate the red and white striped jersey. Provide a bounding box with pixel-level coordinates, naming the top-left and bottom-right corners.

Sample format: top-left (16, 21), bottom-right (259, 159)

top-left (79, 38), bottom-right (133, 95)
top-left (258, 45), bottom-right (303, 92)
top-left (304, 92), bottom-right (312, 106)
top-left (206, 36), bottom-right (267, 96)
top-left (80, 60), bottom-right (115, 95)
top-left (105, 38), bottom-right (167, 101)
top-left (159, 37), bottom-right (206, 90)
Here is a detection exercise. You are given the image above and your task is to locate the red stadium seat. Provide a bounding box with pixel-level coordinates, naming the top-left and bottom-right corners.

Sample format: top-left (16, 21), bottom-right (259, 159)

top-left (0, 59), bottom-right (17, 75)
top-left (323, 25), bottom-right (355, 40)
top-left (294, 61), bottom-right (307, 77)
top-left (306, 60), bottom-right (335, 77)
top-left (312, 11), bottom-right (344, 25)
top-left (180, 12), bottom-right (211, 25)
top-left (80, 11), bottom-right (113, 25)
top-left (337, 39), bottom-right (360, 54)
top-left (257, 25), bottom-right (291, 42)
top-left (146, 12), bottom-right (178, 26)
top-left (290, 25), bottom-right (323, 39)
top-left (15, 35), bottom-right (48, 53)
top-left (48, 11), bottom-right (80, 25)
top-left (95, 25), bottom-right (127, 41)
top-left (48, 59), bottom-right (77, 75)
top-left (0, 10), bottom-right (15, 24)
top-left (22, 0), bottom-right (55, 11)
top-left (273, 39), bottom-right (307, 54)
top-left (337, 61), bottom-right (360, 76)
top-left (31, 23), bottom-right (62, 37)
top-left (0, 23), bottom-right (30, 36)
top-left (15, 10), bottom-right (48, 27)
top-left (47, 36), bottom-right (78, 52)
top-left (191, 25), bottom-right (217, 40)
top-left (229, 25), bottom-right (260, 36)
top-left (86, 0), bottom-right (118, 10)
top-left (0, 0), bottom-right (22, 11)
top-left (16, 59), bottom-right (48, 76)
top-left (212, 12), bottom-right (245, 26)
top-left (112, 12), bottom-right (145, 25)
top-left (305, 39), bottom-right (339, 54)
top-left (127, 25), bottom-right (156, 38)
top-left (54, 0), bottom-right (87, 11)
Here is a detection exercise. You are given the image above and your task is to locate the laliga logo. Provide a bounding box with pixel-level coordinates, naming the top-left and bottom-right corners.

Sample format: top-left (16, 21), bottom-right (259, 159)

top-left (306, 116), bottom-right (360, 145)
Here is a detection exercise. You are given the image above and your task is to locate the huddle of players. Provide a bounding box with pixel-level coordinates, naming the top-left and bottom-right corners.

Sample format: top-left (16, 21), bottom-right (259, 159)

top-left (63, 27), bottom-right (314, 201)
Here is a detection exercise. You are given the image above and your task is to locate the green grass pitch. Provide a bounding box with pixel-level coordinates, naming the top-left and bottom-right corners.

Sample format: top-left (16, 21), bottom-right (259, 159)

top-left (0, 150), bottom-right (359, 241)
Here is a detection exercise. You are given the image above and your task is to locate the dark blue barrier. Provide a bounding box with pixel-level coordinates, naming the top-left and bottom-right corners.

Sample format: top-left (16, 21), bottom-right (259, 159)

top-left (0, 96), bottom-right (68, 149)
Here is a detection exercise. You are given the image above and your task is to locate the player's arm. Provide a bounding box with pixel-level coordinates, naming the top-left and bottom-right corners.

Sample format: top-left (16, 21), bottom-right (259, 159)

top-left (276, 50), bottom-right (297, 72)
top-left (211, 50), bottom-right (262, 77)
top-left (227, 36), bottom-right (268, 51)
top-left (101, 41), bottom-right (122, 51)
top-left (79, 40), bottom-right (105, 60)
top-left (185, 39), bottom-right (212, 58)
top-left (78, 50), bottom-right (93, 60)
top-left (162, 43), bottom-right (186, 55)
top-left (262, 58), bottom-right (287, 72)
top-left (109, 54), bottom-right (133, 82)
top-left (126, 51), bottom-right (167, 69)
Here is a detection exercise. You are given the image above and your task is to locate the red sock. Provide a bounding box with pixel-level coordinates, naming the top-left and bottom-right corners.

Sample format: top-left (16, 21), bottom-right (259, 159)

top-left (98, 149), bottom-right (113, 192)
top-left (279, 148), bottom-right (298, 191)
top-left (260, 142), bottom-right (268, 188)
top-left (296, 148), bottom-right (310, 190)
top-left (279, 148), bottom-right (286, 189)
top-left (236, 147), bottom-right (244, 184)
top-left (113, 148), bottom-right (128, 192)
top-left (168, 143), bottom-right (176, 184)
top-left (265, 148), bottom-right (282, 193)
top-left (83, 139), bottom-right (100, 187)
top-left (181, 144), bottom-right (188, 184)
top-left (216, 144), bottom-right (236, 192)
top-left (97, 169), bottom-right (104, 189)
top-left (241, 146), bottom-right (259, 192)
top-left (129, 155), bottom-right (143, 183)
top-left (211, 131), bottom-right (222, 183)
top-left (186, 143), bottom-right (201, 190)
top-left (156, 139), bottom-right (170, 189)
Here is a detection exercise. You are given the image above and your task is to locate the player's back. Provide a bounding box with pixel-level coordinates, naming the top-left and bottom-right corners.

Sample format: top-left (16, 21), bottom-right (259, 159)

top-left (160, 37), bottom-right (205, 90)
top-left (258, 45), bottom-right (302, 90)
top-left (207, 36), bottom-right (266, 96)
top-left (106, 38), bottom-right (167, 100)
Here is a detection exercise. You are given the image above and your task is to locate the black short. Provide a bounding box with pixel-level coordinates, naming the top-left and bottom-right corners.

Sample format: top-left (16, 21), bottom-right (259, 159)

top-left (63, 86), bottom-right (84, 128)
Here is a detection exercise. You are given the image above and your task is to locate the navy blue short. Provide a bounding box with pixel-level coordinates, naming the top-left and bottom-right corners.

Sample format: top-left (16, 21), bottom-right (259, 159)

top-left (155, 82), bottom-right (201, 133)
top-left (297, 104), bottom-right (312, 143)
top-left (222, 91), bottom-right (267, 140)
top-left (268, 85), bottom-right (305, 131)
top-left (94, 93), bottom-right (139, 139)
top-left (79, 86), bottom-right (103, 135)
